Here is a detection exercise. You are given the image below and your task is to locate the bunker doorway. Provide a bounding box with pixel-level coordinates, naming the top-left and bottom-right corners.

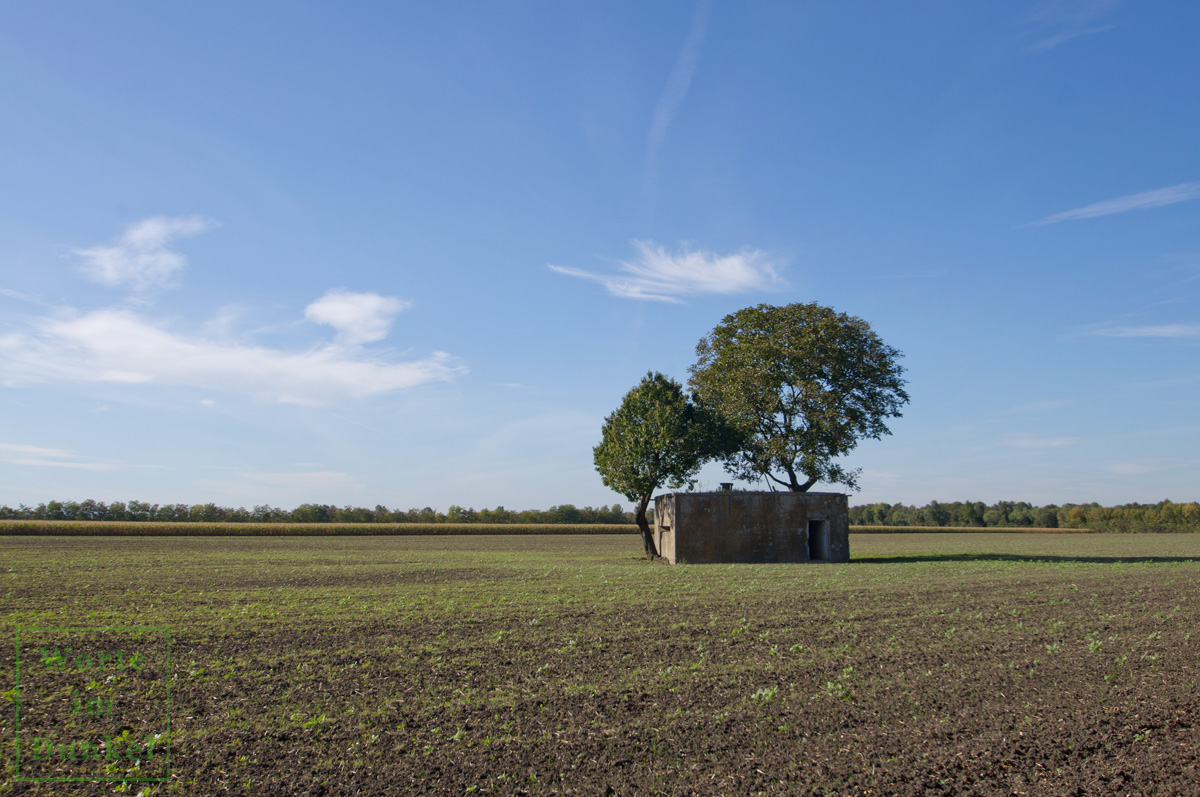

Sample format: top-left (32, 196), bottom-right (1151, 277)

top-left (808, 519), bottom-right (830, 561)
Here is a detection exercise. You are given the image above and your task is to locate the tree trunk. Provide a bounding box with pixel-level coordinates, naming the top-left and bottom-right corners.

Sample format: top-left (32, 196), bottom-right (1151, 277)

top-left (635, 493), bottom-right (661, 561)
top-left (781, 462), bottom-right (818, 492)
top-left (792, 474), bottom-right (818, 492)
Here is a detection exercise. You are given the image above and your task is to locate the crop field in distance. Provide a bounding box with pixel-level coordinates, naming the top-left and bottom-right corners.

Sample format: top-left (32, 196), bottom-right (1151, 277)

top-left (2, 532), bottom-right (1199, 795)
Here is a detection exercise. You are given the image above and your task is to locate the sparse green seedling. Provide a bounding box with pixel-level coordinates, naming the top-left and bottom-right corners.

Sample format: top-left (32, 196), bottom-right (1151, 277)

top-left (4, 530), bottom-right (1199, 795)
top-left (751, 686), bottom-right (779, 702)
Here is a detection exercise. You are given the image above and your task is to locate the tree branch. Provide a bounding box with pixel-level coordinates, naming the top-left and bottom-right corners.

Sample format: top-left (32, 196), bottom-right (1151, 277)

top-left (765, 472), bottom-right (791, 488)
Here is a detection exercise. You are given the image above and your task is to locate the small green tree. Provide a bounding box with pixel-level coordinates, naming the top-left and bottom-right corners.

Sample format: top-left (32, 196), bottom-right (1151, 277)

top-left (594, 371), bottom-right (742, 560)
top-left (689, 302), bottom-right (909, 492)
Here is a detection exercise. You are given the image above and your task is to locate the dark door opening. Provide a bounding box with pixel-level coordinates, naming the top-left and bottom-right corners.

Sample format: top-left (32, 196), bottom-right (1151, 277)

top-left (808, 519), bottom-right (829, 561)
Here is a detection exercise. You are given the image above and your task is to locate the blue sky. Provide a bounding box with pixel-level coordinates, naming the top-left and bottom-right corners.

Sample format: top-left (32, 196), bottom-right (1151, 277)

top-left (2, 1), bottom-right (1198, 511)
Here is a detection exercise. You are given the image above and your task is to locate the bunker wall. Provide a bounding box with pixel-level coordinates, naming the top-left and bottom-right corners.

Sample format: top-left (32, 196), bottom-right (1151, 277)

top-left (652, 491), bottom-right (849, 565)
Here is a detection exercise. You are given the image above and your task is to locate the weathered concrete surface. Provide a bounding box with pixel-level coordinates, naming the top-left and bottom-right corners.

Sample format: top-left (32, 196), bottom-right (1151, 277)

top-left (652, 491), bottom-right (849, 565)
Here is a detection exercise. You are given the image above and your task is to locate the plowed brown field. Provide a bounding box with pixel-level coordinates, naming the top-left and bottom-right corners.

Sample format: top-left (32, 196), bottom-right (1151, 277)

top-left (3, 533), bottom-right (1199, 795)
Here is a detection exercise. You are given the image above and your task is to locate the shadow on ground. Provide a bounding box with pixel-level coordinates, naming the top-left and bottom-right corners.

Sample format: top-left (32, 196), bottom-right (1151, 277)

top-left (852, 553), bottom-right (1200, 565)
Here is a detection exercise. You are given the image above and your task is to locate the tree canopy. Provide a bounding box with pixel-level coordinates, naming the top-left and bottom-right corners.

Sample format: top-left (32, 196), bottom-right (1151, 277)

top-left (593, 371), bottom-right (742, 559)
top-left (688, 302), bottom-right (909, 492)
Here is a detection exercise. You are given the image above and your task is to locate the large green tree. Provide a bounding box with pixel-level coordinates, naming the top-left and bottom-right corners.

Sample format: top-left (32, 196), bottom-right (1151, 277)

top-left (688, 302), bottom-right (909, 492)
top-left (593, 371), bottom-right (742, 560)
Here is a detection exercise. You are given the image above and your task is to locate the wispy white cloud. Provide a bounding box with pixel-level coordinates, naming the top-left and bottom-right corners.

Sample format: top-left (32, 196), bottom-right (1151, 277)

top-left (192, 468), bottom-right (365, 506)
top-left (1085, 323), bottom-right (1200, 339)
top-left (305, 289), bottom-right (411, 345)
top-left (0, 308), bottom-right (464, 405)
top-left (999, 433), bottom-right (1080, 449)
top-left (236, 469), bottom-right (361, 491)
top-left (1028, 24), bottom-right (1115, 51)
top-left (861, 468), bottom-right (900, 484)
top-left (642, 0), bottom-right (714, 213)
top-left (647, 0), bottom-right (713, 156)
top-left (1008, 399), bottom-right (1073, 413)
top-left (550, 240), bottom-right (782, 303)
top-left (74, 215), bottom-right (217, 290)
top-left (3, 219), bottom-right (463, 406)
top-left (1032, 182), bottom-right (1200, 226)
top-left (879, 269), bottom-right (951, 280)
top-left (1021, 0), bottom-right (1119, 51)
top-left (1, 287), bottom-right (38, 302)
top-left (0, 442), bottom-right (118, 471)
top-left (1105, 459), bottom-right (1168, 476)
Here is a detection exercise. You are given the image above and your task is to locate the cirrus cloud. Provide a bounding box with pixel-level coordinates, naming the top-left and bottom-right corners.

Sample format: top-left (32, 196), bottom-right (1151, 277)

top-left (1031, 182), bottom-right (1200, 226)
top-left (550, 240), bottom-right (784, 303)
top-left (1085, 323), bottom-right (1200, 339)
top-left (1020, 0), bottom-right (1119, 52)
top-left (999, 433), bottom-right (1080, 449)
top-left (0, 442), bottom-right (118, 471)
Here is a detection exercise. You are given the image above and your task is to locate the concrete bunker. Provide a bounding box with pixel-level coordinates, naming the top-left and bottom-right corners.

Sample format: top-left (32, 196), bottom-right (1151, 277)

top-left (652, 491), bottom-right (849, 565)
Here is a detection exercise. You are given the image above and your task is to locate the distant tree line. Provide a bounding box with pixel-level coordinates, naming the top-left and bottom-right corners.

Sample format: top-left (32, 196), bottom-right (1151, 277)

top-left (5, 498), bottom-right (1198, 532)
top-left (849, 500), bottom-right (1200, 532)
top-left (0, 500), bottom-right (633, 525)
